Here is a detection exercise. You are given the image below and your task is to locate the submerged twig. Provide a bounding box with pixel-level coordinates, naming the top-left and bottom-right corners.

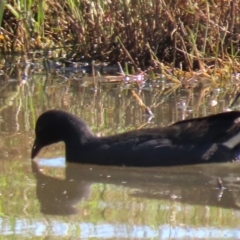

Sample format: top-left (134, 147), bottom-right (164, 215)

top-left (131, 90), bottom-right (153, 116)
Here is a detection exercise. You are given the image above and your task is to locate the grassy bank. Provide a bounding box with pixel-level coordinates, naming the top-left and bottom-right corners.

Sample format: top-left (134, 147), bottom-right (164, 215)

top-left (1, 0), bottom-right (240, 73)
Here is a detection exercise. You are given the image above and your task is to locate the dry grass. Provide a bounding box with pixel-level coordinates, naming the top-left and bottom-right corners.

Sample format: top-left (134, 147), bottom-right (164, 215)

top-left (1, 0), bottom-right (240, 75)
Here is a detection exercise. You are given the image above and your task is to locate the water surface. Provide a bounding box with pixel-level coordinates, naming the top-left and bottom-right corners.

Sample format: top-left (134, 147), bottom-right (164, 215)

top-left (0, 67), bottom-right (240, 239)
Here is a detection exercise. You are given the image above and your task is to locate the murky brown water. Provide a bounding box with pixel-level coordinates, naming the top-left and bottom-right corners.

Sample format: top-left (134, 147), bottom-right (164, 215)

top-left (0, 65), bottom-right (240, 239)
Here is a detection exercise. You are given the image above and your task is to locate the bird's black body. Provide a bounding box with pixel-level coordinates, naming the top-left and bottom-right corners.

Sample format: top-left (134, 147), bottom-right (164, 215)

top-left (31, 110), bottom-right (240, 166)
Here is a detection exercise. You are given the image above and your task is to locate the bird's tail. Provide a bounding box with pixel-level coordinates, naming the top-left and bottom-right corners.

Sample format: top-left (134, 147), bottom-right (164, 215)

top-left (222, 131), bottom-right (240, 149)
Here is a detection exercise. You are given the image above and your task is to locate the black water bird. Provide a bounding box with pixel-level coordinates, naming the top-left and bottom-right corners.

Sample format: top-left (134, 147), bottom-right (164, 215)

top-left (31, 110), bottom-right (240, 166)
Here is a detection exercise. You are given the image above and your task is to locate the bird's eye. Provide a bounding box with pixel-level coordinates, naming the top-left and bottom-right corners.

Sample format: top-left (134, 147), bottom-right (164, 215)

top-left (36, 126), bottom-right (43, 134)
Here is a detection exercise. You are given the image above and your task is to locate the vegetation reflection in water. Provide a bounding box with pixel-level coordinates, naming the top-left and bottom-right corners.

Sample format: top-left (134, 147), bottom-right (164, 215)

top-left (0, 71), bottom-right (240, 239)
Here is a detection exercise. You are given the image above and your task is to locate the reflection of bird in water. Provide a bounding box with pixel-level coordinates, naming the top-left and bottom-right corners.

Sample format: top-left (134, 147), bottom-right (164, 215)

top-left (31, 160), bottom-right (91, 215)
top-left (32, 160), bottom-right (240, 216)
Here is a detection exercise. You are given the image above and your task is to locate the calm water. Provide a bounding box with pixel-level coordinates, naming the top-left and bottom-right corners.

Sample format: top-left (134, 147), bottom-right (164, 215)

top-left (0, 64), bottom-right (240, 239)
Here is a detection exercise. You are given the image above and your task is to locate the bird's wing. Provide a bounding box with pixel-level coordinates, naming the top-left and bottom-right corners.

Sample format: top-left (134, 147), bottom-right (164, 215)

top-left (169, 111), bottom-right (240, 146)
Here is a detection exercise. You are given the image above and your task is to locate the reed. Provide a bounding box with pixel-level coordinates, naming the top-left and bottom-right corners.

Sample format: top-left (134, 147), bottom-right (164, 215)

top-left (1, 0), bottom-right (240, 74)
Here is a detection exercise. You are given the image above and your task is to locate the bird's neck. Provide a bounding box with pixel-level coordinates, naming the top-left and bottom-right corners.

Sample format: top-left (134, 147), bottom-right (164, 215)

top-left (64, 132), bottom-right (100, 163)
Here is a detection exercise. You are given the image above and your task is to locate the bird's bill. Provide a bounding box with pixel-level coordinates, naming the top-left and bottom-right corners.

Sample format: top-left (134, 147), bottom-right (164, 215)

top-left (31, 139), bottom-right (42, 159)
